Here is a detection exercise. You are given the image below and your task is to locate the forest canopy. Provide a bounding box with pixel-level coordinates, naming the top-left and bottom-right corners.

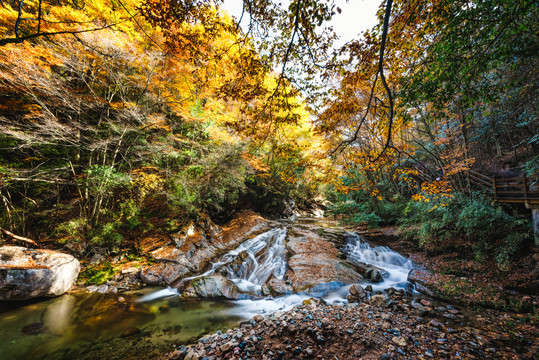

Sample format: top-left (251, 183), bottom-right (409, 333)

top-left (0, 0), bottom-right (537, 266)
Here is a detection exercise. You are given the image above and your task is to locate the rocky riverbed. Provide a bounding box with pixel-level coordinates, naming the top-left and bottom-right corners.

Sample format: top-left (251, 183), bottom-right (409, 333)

top-left (166, 286), bottom-right (537, 360)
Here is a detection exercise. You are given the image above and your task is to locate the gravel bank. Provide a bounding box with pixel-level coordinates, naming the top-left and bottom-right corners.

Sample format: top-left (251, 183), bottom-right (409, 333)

top-left (164, 286), bottom-right (537, 359)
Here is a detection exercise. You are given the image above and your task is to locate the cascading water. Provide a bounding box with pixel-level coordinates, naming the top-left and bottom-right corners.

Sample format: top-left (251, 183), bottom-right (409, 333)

top-left (138, 227), bottom-right (414, 316)
top-left (138, 228), bottom-right (288, 302)
top-left (342, 232), bottom-right (413, 291)
top-left (224, 227), bottom-right (288, 293)
top-left (189, 227), bottom-right (288, 294)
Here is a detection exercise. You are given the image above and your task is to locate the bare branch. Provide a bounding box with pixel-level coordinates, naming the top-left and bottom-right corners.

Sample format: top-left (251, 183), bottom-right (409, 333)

top-left (0, 23), bottom-right (117, 46)
top-left (0, 227), bottom-right (39, 247)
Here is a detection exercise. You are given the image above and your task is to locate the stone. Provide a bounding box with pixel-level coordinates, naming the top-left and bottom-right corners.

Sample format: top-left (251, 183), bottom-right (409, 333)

top-left (0, 246), bottom-right (80, 300)
top-left (184, 348), bottom-right (199, 360)
top-left (285, 229), bottom-right (363, 292)
top-left (392, 336), bottom-right (406, 347)
top-left (370, 270), bottom-right (383, 282)
top-left (220, 341), bottom-right (234, 352)
top-left (182, 274), bottom-right (240, 299)
top-left (139, 263), bottom-right (190, 286)
top-left (261, 277), bottom-right (293, 296)
top-left (349, 284), bottom-right (366, 297)
top-left (369, 294), bottom-right (387, 308)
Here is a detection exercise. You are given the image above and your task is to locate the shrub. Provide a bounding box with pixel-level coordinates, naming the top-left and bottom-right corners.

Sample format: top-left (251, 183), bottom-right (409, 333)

top-left (400, 193), bottom-right (531, 268)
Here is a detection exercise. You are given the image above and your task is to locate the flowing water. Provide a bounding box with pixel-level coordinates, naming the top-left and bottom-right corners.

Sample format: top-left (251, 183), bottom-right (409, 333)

top-left (342, 232), bottom-right (414, 291)
top-left (182, 227), bottom-right (288, 294)
top-left (0, 222), bottom-right (414, 359)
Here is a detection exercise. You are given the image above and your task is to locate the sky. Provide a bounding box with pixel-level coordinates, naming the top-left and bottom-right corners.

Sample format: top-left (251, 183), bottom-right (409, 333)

top-left (220, 0), bottom-right (382, 48)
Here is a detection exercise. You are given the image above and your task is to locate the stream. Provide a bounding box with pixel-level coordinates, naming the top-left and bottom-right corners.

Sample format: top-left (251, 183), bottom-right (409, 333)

top-left (0, 220), bottom-right (414, 360)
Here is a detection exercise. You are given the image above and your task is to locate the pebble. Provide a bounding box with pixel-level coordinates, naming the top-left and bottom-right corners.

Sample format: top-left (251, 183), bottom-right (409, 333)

top-left (165, 292), bottom-right (532, 360)
top-left (392, 336), bottom-right (406, 347)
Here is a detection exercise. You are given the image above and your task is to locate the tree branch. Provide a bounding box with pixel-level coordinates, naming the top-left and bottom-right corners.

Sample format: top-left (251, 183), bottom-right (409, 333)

top-left (0, 227), bottom-right (39, 247)
top-left (0, 24), bottom-right (117, 46)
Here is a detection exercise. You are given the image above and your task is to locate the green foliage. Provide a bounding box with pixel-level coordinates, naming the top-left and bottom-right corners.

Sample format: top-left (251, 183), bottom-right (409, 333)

top-left (55, 218), bottom-right (88, 242)
top-left (326, 169), bottom-right (405, 227)
top-left (167, 142), bottom-right (251, 218)
top-left (117, 199), bottom-right (142, 230)
top-left (400, 193), bottom-right (531, 268)
top-left (89, 222), bottom-right (124, 252)
top-left (83, 165), bottom-right (130, 197)
top-left (80, 262), bottom-right (117, 285)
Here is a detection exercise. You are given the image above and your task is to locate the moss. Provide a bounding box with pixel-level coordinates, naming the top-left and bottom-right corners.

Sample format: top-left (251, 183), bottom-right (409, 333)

top-left (80, 262), bottom-right (117, 285)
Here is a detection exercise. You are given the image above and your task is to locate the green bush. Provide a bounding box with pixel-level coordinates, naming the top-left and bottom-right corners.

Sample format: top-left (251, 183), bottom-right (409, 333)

top-left (89, 222), bottom-right (124, 253)
top-left (399, 193), bottom-right (531, 268)
top-left (325, 172), bottom-right (405, 228)
top-left (168, 142), bottom-right (251, 218)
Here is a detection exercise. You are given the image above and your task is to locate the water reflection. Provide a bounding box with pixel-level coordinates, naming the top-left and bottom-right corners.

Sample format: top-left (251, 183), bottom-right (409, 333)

top-left (0, 288), bottom-right (242, 360)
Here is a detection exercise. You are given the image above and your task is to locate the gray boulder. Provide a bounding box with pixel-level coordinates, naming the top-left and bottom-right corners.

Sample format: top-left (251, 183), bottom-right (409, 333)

top-left (0, 246), bottom-right (80, 300)
top-left (261, 277), bottom-right (293, 296)
top-left (182, 274), bottom-right (240, 299)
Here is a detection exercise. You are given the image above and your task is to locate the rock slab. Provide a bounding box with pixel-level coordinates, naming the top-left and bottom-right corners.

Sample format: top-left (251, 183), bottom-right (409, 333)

top-left (0, 246), bottom-right (80, 300)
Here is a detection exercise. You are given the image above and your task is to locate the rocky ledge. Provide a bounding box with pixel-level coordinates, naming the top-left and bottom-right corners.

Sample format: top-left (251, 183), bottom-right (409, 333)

top-left (166, 285), bottom-right (537, 360)
top-left (0, 246), bottom-right (80, 300)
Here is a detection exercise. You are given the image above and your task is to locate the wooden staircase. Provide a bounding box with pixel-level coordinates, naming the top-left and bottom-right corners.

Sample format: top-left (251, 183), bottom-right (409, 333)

top-left (467, 170), bottom-right (539, 205)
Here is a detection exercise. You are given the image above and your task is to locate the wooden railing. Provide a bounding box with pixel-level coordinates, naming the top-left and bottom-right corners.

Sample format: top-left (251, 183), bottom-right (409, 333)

top-left (468, 170), bottom-right (492, 191)
top-left (416, 167), bottom-right (539, 205)
top-left (491, 174), bottom-right (539, 204)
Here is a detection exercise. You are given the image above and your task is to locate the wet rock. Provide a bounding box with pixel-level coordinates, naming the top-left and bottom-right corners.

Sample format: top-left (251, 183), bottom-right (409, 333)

top-left (182, 274), bottom-right (240, 299)
top-left (407, 268), bottom-right (436, 297)
top-left (22, 322), bottom-right (48, 335)
top-left (139, 263), bottom-right (190, 286)
top-left (369, 294), bottom-right (388, 308)
top-left (286, 229), bottom-right (363, 292)
top-left (349, 284), bottom-right (366, 297)
top-left (261, 277), bottom-right (293, 296)
top-left (348, 261), bottom-right (389, 283)
top-left (0, 246), bottom-right (80, 300)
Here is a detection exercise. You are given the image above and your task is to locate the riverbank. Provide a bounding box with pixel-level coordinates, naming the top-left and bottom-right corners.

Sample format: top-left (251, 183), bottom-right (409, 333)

top-left (168, 289), bottom-right (537, 360)
top-left (161, 224), bottom-right (538, 360)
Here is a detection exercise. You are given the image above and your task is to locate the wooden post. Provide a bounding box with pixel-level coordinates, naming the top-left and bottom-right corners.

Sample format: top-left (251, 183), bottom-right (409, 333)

top-left (492, 176), bottom-right (497, 199)
top-left (532, 207), bottom-right (539, 247)
top-left (523, 174), bottom-right (528, 201)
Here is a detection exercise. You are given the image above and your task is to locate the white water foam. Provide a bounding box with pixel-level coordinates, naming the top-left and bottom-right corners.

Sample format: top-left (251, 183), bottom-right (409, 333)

top-left (138, 228), bottom-right (413, 316)
top-left (343, 232), bottom-right (413, 291)
top-left (183, 227), bottom-right (288, 294)
top-left (135, 287), bottom-right (179, 302)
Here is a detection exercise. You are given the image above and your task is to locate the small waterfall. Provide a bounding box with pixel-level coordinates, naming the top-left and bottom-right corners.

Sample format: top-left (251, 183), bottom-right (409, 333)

top-left (137, 228), bottom-right (288, 302)
top-left (184, 227), bottom-right (288, 294)
top-left (343, 232), bottom-right (413, 290)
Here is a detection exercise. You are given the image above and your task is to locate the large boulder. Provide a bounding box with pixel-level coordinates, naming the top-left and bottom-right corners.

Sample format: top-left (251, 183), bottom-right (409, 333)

top-left (0, 246), bottom-right (80, 300)
top-left (286, 228), bottom-right (363, 292)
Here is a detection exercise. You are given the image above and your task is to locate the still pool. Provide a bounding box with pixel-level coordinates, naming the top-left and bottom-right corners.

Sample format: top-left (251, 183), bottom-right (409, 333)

top-left (0, 288), bottom-right (243, 360)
